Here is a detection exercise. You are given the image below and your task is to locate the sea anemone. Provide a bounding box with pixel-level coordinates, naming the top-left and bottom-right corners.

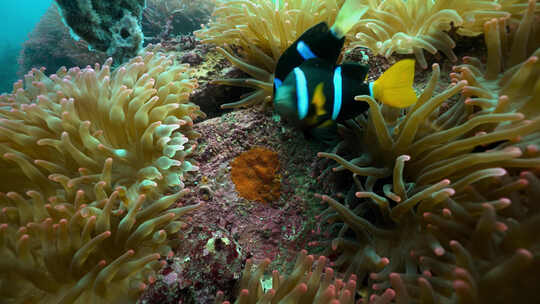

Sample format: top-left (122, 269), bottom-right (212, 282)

top-left (0, 44), bottom-right (203, 203)
top-left (216, 250), bottom-right (359, 304)
top-left (210, 46), bottom-right (275, 109)
top-left (347, 0), bottom-right (512, 69)
top-left (0, 44), bottom-right (204, 303)
top-left (317, 1), bottom-right (540, 302)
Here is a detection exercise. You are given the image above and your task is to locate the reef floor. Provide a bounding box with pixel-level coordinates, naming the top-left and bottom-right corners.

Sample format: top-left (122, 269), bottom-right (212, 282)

top-left (139, 32), bottom-right (487, 303)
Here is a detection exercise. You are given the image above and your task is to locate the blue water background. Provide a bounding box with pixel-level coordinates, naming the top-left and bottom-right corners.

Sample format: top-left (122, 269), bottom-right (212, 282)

top-left (0, 0), bottom-right (53, 93)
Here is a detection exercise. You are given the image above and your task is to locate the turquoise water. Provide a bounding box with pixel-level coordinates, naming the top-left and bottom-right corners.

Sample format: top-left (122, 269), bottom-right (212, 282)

top-left (0, 0), bottom-right (53, 93)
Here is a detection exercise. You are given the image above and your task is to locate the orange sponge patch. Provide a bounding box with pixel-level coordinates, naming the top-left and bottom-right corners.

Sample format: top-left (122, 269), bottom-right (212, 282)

top-left (231, 147), bottom-right (281, 203)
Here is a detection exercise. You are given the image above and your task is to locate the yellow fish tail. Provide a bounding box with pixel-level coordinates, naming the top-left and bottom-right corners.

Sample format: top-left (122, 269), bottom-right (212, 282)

top-left (373, 59), bottom-right (418, 108)
top-left (331, 0), bottom-right (369, 39)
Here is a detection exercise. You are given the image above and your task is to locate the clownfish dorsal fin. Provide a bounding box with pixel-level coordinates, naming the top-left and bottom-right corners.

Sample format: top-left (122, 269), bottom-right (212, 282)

top-left (372, 59), bottom-right (418, 108)
top-left (330, 0), bottom-right (369, 39)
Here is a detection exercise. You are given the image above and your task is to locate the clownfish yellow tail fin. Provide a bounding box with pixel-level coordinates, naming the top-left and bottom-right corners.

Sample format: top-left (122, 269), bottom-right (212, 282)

top-left (330, 0), bottom-right (369, 39)
top-left (372, 59), bottom-right (418, 108)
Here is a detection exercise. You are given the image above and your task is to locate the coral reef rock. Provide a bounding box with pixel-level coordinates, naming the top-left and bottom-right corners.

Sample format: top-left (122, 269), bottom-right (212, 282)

top-left (181, 107), bottom-right (331, 290)
top-left (55, 0), bottom-right (146, 64)
top-left (18, 4), bottom-right (107, 79)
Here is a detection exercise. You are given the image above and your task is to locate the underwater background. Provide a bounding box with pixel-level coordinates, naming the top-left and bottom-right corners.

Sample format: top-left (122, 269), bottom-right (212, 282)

top-left (0, 0), bottom-right (52, 92)
top-left (0, 1), bottom-right (539, 304)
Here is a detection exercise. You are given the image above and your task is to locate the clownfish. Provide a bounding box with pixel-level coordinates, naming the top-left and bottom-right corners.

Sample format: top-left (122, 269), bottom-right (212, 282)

top-left (273, 0), bottom-right (417, 144)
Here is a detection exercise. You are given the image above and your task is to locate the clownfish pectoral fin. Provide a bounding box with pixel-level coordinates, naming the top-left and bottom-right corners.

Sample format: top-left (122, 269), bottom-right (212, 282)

top-left (330, 0), bottom-right (369, 39)
top-left (372, 59), bottom-right (418, 108)
top-left (312, 82), bottom-right (327, 117)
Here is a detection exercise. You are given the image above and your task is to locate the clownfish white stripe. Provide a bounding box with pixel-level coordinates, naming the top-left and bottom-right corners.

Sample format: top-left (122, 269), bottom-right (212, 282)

top-left (274, 78), bottom-right (283, 89)
top-left (332, 66), bottom-right (342, 120)
top-left (294, 67), bottom-right (309, 120)
top-left (296, 41), bottom-right (317, 60)
top-left (369, 82), bottom-right (374, 97)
